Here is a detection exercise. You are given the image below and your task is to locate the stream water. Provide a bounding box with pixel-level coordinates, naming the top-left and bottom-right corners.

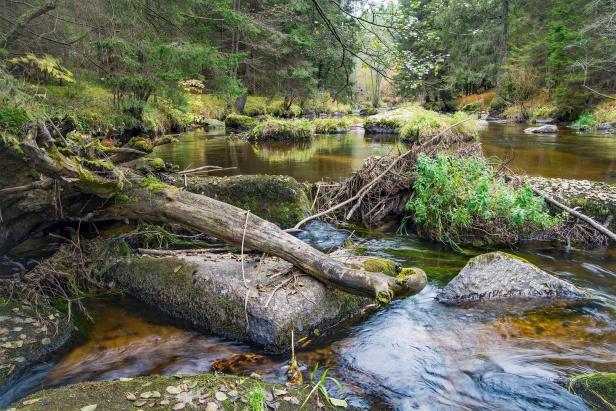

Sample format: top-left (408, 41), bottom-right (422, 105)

top-left (3, 123), bottom-right (615, 409)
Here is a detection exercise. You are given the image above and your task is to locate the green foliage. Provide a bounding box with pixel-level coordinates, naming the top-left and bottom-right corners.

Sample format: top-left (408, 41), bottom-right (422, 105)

top-left (225, 114), bottom-right (258, 130)
top-left (400, 110), bottom-right (477, 144)
top-left (313, 118), bottom-right (350, 134)
top-left (302, 363), bottom-right (348, 408)
top-left (9, 54), bottom-right (74, 84)
top-left (406, 154), bottom-right (561, 245)
top-left (573, 113), bottom-right (598, 130)
top-left (0, 106), bottom-right (29, 134)
top-left (249, 118), bottom-right (315, 141)
top-left (247, 386), bottom-right (266, 411)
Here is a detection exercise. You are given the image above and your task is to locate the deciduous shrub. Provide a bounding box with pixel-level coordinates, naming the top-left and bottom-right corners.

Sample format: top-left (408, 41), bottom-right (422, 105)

top-left (405, 154), bottom-right (561, 245)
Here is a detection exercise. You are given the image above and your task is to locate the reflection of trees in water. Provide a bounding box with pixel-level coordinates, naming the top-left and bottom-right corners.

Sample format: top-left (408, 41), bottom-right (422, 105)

top-left (252, 136), bottom-right (348, 163)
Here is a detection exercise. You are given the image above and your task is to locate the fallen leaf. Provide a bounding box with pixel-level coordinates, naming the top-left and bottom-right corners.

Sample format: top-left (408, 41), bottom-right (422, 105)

top-left (41, 337), bottom-right (51, 345)
top-left (22, 398), bottom-right (41, 405)
top-left (228, 389), bottom-right (239, 398)
top-left (329, 398), bottom-right (348, 408)
top-left (159, 399), bottom-right (170, 405)
top-left (265, 400), bottom-right (280, 410)
top-left (134, 400), bottom-right (147, 407)
top-left (126, 393), bottom-right (137, 401)
top-left (215, 391), bottom-right (228, 402)
top-left (172, 403), bottom-right (185, 410)
top-left (140, 391), bottom-right (154, 399)
top-left (273, 388), bottom-right (287, 396)
top-left (119, 377), bottom-right (133, 382)
top-left (150, 391), bottom-right (161, 398)
top-left (205, 402), bottom-right (218, 411)
top-left (283, 396), bottom-right (300, 405)
top-left (80, 404), bottom-right (98, 411)
top-left (166, 385), bottom-right (182, 395)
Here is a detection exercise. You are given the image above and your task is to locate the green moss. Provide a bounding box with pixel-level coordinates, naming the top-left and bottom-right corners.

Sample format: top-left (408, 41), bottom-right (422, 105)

top-left (224, 114), bottom-right (258, 130)
top-left (128, 137), bottom-right (154, 153)
top-left (364, 117), bottom-right (404, 132)
top-left (82, 159), bottom-right (114, 172)
top-left (114, 193), bottom-right (136, 204)
top-left (139, 177), bottom-right (174, 192)
top-left (0, 106), bottom-right (30, 135)
top-left (569, 373), bottom-right (616, 410)
top-left (249, 118), bottom-right (315, 141)
top-left (184, 175), bottom-right (309, 228)
top-left (146, 157), bottom-right (166, 171)
top-left (363, 258), bottom-right (399, 276)
top-left (13, 373), bottom-right (335, 411)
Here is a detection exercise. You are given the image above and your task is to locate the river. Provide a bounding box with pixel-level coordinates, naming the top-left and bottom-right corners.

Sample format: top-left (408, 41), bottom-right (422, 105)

top-left (3, 123), bottom-right (615, 409)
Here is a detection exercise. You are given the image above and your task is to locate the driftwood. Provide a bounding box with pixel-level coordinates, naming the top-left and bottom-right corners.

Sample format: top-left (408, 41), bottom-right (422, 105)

top-left (8, 131), bottom-right (426, 303)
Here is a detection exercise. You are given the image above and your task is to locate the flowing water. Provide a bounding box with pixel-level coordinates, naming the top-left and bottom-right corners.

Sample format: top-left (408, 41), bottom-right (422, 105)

top-left (4, 123), bottom-right (616, 409)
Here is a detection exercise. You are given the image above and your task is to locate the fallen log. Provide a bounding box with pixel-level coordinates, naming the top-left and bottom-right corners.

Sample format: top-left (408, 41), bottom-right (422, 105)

top-left (7, 131), bottom-right (426, 303)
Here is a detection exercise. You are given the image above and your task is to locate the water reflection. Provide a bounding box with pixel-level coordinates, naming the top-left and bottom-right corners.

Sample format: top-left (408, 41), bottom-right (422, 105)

top-left (152, 124), bottom-right (616, 183)
top-left (481, 123), bottom-right (616, 183)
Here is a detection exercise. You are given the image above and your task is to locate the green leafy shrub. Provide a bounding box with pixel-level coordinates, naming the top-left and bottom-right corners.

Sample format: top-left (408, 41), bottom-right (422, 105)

top-left (360, 107), bottom-right (379, 116)
top-left (224, 114), bottom-right (258, 130)
top-left (405, 154), bottom-right (561, 245)
top-left (461, 102), bottom-right (482, 113)
top-left (313, 118), bottom-right (349, 134)
top-left (249, 118), bottom-right (314, 141)
top-left (573, 113), bottom-right (598, 130)
top-left (488, 95), bottom-right (508, 114)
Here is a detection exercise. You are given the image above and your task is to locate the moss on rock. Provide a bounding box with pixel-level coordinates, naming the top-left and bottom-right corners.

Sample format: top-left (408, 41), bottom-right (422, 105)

top-left (183, 175), bottom-right (310, 228)
top-left (569, 373), bottom-right (616, 410)
top-left (11, 373), bottom-right (338, 410)
top-left (363, 258), bottom-right (400, 276)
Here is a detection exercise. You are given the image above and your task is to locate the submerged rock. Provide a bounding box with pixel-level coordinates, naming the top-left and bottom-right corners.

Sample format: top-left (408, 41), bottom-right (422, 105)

top-left (181, 175), bottom-right (310, 228)
top-left (524, 124), bottom-right (558, 134)
top-left (109, 251), bottom-right (377, 353)
top-left (0, 297), bottom-right (73, 403)
top-left (436, 252), bottom-right (589, 303)
top-left (11, 372), bottom-right (339, 410)
top-left (569, 373), bottom-right (616, 410)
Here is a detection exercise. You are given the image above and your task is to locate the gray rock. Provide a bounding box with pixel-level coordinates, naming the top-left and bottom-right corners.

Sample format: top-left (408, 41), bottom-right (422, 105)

top-left (597, 122), bottom-right (616, 132)
top-left (534, 118), bottom-right (555, 124)
top-left (436, 252), bottom-right (589, 303)
top-left (524, 125), bottom-right (558, 134)
top-left (110, 251), bottom-right (373, 353)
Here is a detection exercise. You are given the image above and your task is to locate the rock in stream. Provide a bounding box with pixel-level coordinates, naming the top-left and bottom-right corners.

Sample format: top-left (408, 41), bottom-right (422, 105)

top-left (436, 252), bottom-right (589, 303)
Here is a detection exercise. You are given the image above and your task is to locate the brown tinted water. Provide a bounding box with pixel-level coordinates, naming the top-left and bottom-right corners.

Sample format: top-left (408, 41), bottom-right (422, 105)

top-left (152, 123), bottom-right (616, 183)
top-left (4, 125), bottom-right (616, 409)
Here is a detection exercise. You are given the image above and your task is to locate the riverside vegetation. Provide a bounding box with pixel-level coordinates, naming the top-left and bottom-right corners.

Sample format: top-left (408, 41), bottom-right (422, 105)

top-left (1, 0), bottom-right (615, 410)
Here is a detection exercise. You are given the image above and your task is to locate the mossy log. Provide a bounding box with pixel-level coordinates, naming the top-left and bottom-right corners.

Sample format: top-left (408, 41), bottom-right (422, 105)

top-left (5, 131), bottom-right (426, 303)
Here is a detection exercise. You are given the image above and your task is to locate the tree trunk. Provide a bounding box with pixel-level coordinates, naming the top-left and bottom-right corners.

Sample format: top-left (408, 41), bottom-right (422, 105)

top-left (101, 187), bottom-right (427, 302)
top-left (2, 0), bottom-right (57, 48)
top-left (496, 0), bottom-right (509, 92)
top-left (234, 93), bottom-right (248, 114)
top-left (6, 135), bottom-right (426, 303)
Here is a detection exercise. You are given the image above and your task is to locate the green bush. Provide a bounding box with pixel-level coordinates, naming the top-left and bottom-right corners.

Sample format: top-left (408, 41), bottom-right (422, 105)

top-left (573, 113), bottom-right (598, 130)
top-left (313, 118), bottom-right (349, 134)
top-left (225, 114), bottom-right (258, 130)
top-left (461, 102), bottom-right (482, 113)
top-left (249, 118), bottom-right (315, 141)
top-left (364, 117), bottom-right (404, 132)
top-left (488, 96), bottom-right (508, 114)
top-left (406, 153), bottom-right (561, 245)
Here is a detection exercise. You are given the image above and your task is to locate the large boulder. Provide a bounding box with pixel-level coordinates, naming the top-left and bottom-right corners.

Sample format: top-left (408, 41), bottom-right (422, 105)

top-left (524, 125), bottom-right (558, 134)
top-left (569, 373), bottom-right (616, 410)
top-left (0, 297), bottom-right (73, 405)
top-left (10, 373), bottom-right (338, 410)
top-left (436, 252), bottom-right (589, 303)
top-left (181, 175), bottom-right (310, 229)
top-left (109, 251), bottom-right (398, 353)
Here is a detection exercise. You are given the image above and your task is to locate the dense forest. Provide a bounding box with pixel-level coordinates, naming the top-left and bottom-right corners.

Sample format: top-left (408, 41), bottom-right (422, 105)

top-left (1, 1), bottom-right (615, 411)
top-left (1, 0), bottom-right (615, 137)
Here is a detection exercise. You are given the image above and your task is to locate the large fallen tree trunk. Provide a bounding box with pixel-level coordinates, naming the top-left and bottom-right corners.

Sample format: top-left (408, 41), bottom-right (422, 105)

top-left (1, 131), bottom-right (426, 303)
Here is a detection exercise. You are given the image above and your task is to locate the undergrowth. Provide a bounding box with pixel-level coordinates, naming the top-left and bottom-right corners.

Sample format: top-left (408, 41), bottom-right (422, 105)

top-left (249, 118), bottom-right (315, 141)
top-left (405, 153), bottom-right (561, 246)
